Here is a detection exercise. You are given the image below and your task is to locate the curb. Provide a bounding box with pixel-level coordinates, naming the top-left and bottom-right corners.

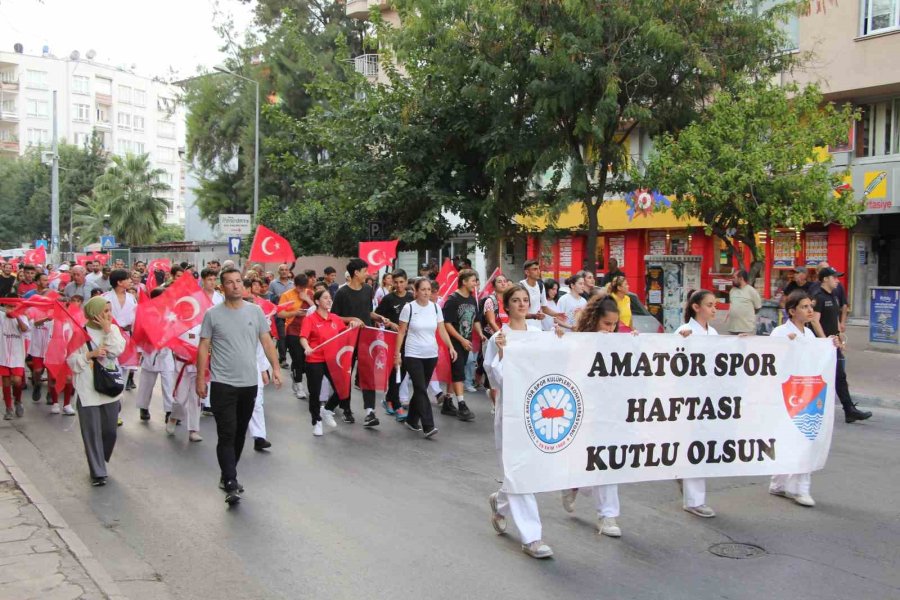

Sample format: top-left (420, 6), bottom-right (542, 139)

top-left (0, 441), bottom-right (128, 600)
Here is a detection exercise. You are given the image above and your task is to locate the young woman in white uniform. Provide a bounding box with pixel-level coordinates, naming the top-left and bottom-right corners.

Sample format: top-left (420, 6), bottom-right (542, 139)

top-left (674, 290), bottom-right (719, 518)
top-left (483, 284), bottom-right (554, 559)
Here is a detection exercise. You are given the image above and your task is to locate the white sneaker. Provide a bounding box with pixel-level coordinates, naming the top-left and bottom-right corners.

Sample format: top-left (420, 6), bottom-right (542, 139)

top-left (312, 422), bottom-right (323, 437)
top-left (488, 492), bottom-right (506, 534)
top-left (189, 431), bottom-right (203, 442)
top-left (62, 404), bottom-right (75, 416)
top-left (598, 517), bottom-right (622, 538)
top-left (464, 384), bottom-right (477, 393)
top-left (770, 488), bottom-right (815, 507)
top-left (291, 381), bottom-right (300, 394)
top-left (296, 385), bottom-right (308, 399)
top-left (684, 504), bottom-right (716, 518)
top-left (165, 420), bottom-right (177, 436)
top-left (320, 408), bottom-right (337, 428)
top-left (522, 540), bottom-right (553, 559)
top-left (561, 488), bottom-right (578, 513)
top-left (50, 403), bottom-right (61, 414)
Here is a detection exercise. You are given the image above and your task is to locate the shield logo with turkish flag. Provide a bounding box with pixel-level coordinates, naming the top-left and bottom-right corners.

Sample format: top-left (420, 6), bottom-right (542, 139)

top-left (359, 240), bottom-right (399, 275)
top-left (249, 225), bottom-right (295, 264)
top-left (781, 375), bottom-right (827, 441)
top-left (357, 326), bottom-right (397, 392)
top-left (321, 327), bottom-right (360, 400)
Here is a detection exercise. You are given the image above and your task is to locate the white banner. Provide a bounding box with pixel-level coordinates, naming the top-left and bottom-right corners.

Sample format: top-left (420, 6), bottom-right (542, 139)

top-left (501, 332), bottom-right (836, 494)
top-left (218, 214), bottom-right (252, 235)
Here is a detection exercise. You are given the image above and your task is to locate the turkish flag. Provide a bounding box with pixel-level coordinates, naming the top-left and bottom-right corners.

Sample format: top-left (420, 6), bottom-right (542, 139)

top-left (146, 258), bottom-right (171, 291)
top-left (321, 327), bottom-right (359, 400)
top-left (167, 336), bottom-right (198, 364)
top-left (9, 292), bottom-right (58, 319)
top-left (359, 240), bottom-right (399, 275)
top-left (248, 224), bottom-right (295, 264)
top-left (431, 333), bottom-right (453, 384)
top-left (357, 327), bottom-right (397, 392)
top-left (75, 253), bottom-right (109, 267)
top-left (136, 272), bottom-right (213, 350)
top-left (45, 301), bottom-right (88, 393)
top-left (117, 326), bottom-right (140, 367)
top-left (478, 268), bottom-right (502, 300)
top-left (435, 258), bottom-right (459, 307)
top-left (24, 246), bottom-right (46, 265)
top-left (254, 296), bottom-right (280, 338)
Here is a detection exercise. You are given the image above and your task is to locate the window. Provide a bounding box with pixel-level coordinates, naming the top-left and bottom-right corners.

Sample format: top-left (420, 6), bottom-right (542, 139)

top-left (133, 115), bottom-right (145, 131)
top-left (116, 138), bottom-right (132, 155)
top-left (133, 89), bottom-right (146, 107)
top-left (0, 71), bottom-right (16, 84)
top-left (95, 77), bottom-right (112, 95)
top-left (26, 128), bottom-right (49, 146)
top-left (96, 106), bottom-right (110, 124)
top-left (0, 130), bottom-right (15, 142)
top-left (862, 0), bottom-right (900, 35)
top-left (26, 98), bottom-right (49, 118)
top-left (117, 112), bottom-right (131, 129)
top-left (757, 1), bottom-right (799, 51)
top-left (117, 85), bottom-right (132, 104)
top-left (158, 171), bottom-right (174, 186)
top-left (26, 70), bottom-right (48, 90)
top-left (73, 75), bottom-right (89, 95)
top-left (859, 98), bottom-right (900, 156)
top-left (157, 96), bottom-right (175, 112)
top-left (157, 145), bottom-right (176, 162)
top-left (73, 131), bottom-right (91, 147)
top-left (165, 200), bottom-right (175, 215)
top-left (73, 103), bottom-right (90, 123)
top-left (0, 99), bottom-right (16, 113)
top-left (157, 120), bottom-right (176, 139)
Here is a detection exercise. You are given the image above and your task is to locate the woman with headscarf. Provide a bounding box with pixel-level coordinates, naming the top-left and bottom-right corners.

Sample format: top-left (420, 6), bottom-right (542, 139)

top-left (67, 296), bottom-right (126, 486)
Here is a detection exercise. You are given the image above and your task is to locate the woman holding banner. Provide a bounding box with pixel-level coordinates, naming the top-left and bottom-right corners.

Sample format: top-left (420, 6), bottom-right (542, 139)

top-left (300, 289), bottom-right (360, 436)
top-left (559, 297), bottom-right (625, 538)
top-left (394, 278), bottom-right (456, 438)
top-left (674, 290), bottom-right (719, 518)
top-left (484, 284), bottom-right (554, 559)
top-left (768, 290), bottom-right (837, 508)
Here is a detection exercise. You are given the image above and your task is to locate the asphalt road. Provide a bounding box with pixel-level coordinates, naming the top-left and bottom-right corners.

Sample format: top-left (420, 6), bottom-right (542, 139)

top-left (1, 381), bottom-right (898, 600)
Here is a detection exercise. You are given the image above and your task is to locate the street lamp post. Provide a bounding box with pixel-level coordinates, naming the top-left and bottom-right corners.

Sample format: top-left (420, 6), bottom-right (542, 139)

top-left (213, 66), bottom-right (260, 220)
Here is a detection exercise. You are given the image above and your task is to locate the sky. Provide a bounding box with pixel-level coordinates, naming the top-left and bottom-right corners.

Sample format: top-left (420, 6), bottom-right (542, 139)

top-left (0, 0), bottom-right (256, 79)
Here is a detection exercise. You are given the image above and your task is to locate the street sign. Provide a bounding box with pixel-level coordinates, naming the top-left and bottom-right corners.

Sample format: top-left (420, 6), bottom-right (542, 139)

top-left (228, 237), bottom-right (242, 255)
top-left (219, 214), bottom-right (253, 236)
top-left (369, 221), bottom-right (385, 240)
top-left (100, 235), bottom-right (116, 249)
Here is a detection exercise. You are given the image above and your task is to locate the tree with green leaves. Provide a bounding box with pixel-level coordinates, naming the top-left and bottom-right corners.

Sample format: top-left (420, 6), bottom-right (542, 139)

top-left (75, 154), bottom-right (170, 247)
top-left (637, 82), bottom-right (860, 279)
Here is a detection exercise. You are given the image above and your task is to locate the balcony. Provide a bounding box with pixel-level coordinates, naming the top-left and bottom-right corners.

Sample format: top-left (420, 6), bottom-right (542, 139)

top-left (0, 80), bottom-right (19, 92)
top-left (345, 0), bottom-right (387, 19)
top-left (0, 110), bottom-right (18, 122)
top-left (0, 140), bottom-right (18, 153)
top-left (95, 92), bottom-right (112, 105)
top-left (353, 54), bottom-right (380, 79)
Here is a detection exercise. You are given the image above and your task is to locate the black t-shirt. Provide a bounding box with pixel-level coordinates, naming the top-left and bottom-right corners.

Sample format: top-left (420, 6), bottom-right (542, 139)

top-left (783, 281), bottom-right (812, 297)
top-left (0, 274), bottom-right (15, 298)
top-left (332, 284), bottom-right (375, 326)
top-left (375, 292), bottom-right (414, 324)
top-left (442, 291), bottom-right (479, 341)
top-left (808, 281), bottom-right (847, 307)
top-left (601, 269), bottom-right (625, 287)
top-left (812, 289), bottom-right (841, 337)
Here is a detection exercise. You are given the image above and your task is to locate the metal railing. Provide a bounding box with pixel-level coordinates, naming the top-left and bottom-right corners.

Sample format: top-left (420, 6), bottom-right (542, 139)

top-left (353, 54), bottom-right (380, 78)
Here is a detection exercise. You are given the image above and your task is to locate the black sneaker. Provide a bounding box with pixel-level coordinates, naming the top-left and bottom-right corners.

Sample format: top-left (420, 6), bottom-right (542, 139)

top-left (457, 401), bottom-right (475, 422)
top-left (31, 384), bottom-right (41, 402)
top-left (405, 421), bottom-right (422, 432)
top-left (342, 411), bottom-right (355, 424)
top-left (224, 481), bottom-right (241, 505)
top-left (219, 478), bottom-right (244, 493)
top-left (440, 397), bottom-right (458, 416)
top-left (140, 408), bottom-right (151, 421)
top-left (91, 476), bottom-right (107, 487)
top-left (845, 407), bottom-right (872, 423)
top-left (45, 391), bottom-right (53, 405)
top-left (364, 413), bottom-right (380, 428)
top-left (254, 437), bottom-right (272, 451)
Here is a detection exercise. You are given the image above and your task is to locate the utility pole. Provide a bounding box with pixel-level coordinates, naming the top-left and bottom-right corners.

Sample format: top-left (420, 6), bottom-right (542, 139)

top-left (51, 90), bottom-right (60, 261)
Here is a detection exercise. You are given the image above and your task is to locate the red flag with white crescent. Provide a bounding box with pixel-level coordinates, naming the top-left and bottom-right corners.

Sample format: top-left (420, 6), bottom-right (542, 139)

top-left (359, 240), bottom-right (399, 275)
top-left (248, 224), bottom-right (295, 264)
top-left (146, 258), bottom-right (171, 291)
top-left (435, 258), bottom-right (459, 307)
top-left (24, 246), bottom-right (46, 265)
top-left (478, 268), bottom-right (502, 300)
top-left (136, 273), bottom-right (213, 350)
top-left (321, 327), bottom-right (360, 400)
top-left (45, 301), bottom-right (88, 393)
top-left (357, 326), bottom-right (397, 392)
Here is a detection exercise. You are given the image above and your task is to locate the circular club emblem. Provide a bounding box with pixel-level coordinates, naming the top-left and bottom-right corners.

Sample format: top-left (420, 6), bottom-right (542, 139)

top-left (524, 374), bottom-right (583, 453)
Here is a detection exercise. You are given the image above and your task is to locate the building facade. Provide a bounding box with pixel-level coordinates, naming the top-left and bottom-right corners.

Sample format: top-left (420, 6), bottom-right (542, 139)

top-left (0, 47), bottom-right (186, 224)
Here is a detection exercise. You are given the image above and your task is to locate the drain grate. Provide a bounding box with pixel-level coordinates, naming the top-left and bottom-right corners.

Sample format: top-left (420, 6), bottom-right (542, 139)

top-left (708, 542), bottom-right (767, 559)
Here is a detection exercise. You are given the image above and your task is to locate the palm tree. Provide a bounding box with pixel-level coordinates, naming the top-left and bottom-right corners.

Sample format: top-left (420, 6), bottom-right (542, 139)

top-left (76, 154), bottom-right (170, 247)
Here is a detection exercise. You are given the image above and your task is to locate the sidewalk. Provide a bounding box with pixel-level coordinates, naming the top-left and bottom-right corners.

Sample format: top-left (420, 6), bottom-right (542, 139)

top-left (843, 323), bottom-right (900, 409)
top-left (0, 444), bottom-right (126, 600)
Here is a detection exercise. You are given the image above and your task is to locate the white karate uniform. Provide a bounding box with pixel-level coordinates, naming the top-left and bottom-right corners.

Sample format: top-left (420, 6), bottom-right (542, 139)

top-left (104, 291), bottom-right (138, 375)
top-left (483, 323), bottom-right (544, 544)
top-left (768, 320), bottom-right (815, 498)
top-left (171, 327), bottom-right (201, 432)
top-left (135, 348), bottom-right (175, 413)
top-left (0, 312), bottom-right (30, 369)
top-left (674, 317), bottom-right (719, 508)
top-left (249, 343), bottom-right (269, 440)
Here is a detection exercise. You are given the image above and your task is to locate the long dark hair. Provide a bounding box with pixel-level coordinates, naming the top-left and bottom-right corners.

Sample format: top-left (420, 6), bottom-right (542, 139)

top-left (784, 290), bottom-right (811, 319)
top-left (683, 289), bottom-right (714, 323)
top-left (575, 297), bottom-right (620, 333)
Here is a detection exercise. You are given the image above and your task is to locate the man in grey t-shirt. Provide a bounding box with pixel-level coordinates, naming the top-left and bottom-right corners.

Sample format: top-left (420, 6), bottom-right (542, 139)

top-left (197, 268), bottom-right (282, 505)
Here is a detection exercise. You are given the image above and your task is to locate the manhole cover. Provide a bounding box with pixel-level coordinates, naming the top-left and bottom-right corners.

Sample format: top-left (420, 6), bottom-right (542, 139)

top-left (708, 542), bottom-right (766, 559)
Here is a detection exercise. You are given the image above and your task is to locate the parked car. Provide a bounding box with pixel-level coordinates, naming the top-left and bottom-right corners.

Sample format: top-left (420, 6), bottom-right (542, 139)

top-left (628, 293), bottom-right (665, 334)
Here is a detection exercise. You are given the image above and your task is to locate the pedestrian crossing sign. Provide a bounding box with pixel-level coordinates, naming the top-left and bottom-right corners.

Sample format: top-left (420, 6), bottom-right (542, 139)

top-left (101, 236), bottom-right (116, 249)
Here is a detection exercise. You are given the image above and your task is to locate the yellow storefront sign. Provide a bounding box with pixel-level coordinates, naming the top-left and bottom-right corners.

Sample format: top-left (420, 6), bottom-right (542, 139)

top-left (517, 199), bottom-right (703, 232)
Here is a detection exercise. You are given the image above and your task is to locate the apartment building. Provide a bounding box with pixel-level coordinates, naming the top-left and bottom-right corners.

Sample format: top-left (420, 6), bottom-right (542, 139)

top-left (345, 0), bottom-right (398, 85)
top-left (0, 46), bottom-right (186, 224)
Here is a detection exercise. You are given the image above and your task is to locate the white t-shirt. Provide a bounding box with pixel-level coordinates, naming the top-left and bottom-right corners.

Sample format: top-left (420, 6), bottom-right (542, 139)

top-left (770, 320), bottom-right (815, 340)
top-left (519, 279), bottom-right (547, 314)
top-left (557, 292), bottom-right (586, 327)
top-left (399, 300), bottom-right (443, 359)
